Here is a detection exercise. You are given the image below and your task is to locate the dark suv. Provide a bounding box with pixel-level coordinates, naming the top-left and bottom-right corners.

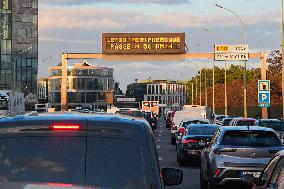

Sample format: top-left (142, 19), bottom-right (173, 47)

top-left (0, 114), bottom-right (183, 188)
top-left (200, 126), bottom-right (283, 189)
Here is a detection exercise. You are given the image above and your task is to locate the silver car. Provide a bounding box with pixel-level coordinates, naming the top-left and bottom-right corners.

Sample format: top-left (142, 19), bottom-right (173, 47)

top-left (200, 126), bottom-right (284, 189)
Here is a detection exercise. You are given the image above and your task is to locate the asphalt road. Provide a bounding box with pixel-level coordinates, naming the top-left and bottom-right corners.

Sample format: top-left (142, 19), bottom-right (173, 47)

top-left (155, 118), bottom-right (200, 189)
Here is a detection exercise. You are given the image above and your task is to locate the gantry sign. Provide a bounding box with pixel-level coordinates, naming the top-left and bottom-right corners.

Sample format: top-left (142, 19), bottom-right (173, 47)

top-left (60, 32), bottom-right (268, 118)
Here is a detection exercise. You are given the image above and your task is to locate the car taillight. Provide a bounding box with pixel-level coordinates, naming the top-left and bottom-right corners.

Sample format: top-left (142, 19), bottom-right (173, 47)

top-left (182, 139), bottom-right (198, 144)
top-left (49, 123), bottom-right (82, 130)
top-left (214, 168), bottom-right (222, 177)
top-left (48, 183), bottom-right (73, 187)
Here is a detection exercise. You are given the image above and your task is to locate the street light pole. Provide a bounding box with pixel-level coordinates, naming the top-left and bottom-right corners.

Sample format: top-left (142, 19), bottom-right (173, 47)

top-left (282, 0), bottom-right (284, 120)
top-left (224, 61), bottom-right (228, 115)
top-left (213, 61), bottom-right (215, 113)
top-left (215, 4), bottom-right (248, 118)
top-left (200, 70), bottom-right (202, 106)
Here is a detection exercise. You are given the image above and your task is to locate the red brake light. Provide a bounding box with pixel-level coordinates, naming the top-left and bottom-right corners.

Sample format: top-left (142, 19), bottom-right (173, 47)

top-left (182, 139), bottom-right (198, 144)
top-left (50, 123), bottom-right (82, 130)
top-left (48, 183), bottom-right (73, 187)
top-left (215, 168), bottom-right (222, 177)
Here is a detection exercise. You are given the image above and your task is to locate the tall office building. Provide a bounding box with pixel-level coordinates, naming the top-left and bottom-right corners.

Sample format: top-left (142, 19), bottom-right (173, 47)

top-left (0, 0), bottom-right (38, 95)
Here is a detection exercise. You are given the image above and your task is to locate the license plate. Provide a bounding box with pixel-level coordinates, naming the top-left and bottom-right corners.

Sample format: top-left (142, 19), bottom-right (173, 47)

top-left (242, 171), bottom-right (261, 178)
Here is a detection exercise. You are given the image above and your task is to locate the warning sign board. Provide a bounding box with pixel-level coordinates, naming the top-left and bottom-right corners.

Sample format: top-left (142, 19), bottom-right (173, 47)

top-left (142, 101), bottom-right (159, 114)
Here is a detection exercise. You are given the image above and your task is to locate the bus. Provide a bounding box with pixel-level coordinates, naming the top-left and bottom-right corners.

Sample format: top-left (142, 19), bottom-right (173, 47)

top-left (0, 90), bottom-right (25, 117)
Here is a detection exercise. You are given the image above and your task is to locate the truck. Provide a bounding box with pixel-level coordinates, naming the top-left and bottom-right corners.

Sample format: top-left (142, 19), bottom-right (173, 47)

top-left (0, 90), bottom-right (25, 117)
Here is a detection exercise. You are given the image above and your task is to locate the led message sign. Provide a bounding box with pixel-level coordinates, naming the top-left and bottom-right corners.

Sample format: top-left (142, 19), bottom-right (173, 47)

top-left (102, 33), bottom-right (185, 54)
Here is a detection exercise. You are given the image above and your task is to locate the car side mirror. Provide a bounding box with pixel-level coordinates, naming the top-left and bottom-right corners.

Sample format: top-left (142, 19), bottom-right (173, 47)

top-left (161, 168), bottom-right (183, 186)
top-left (241, 174), bottom-right (255, 184)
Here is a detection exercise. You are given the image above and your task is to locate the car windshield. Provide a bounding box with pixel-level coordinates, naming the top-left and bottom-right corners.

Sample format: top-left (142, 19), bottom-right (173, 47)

top-left (261, 122), bottom-right (284, 131)
top-left (143, 112), bottom-right (152, 117)
top-left (223, 119), bottom-right (233, 125)
top-left (221, 130), bottom-right (281, 147)
top-left (236, 120), bottom-right (255, 126)
top-left (187, 126), bottom-right (218, 135)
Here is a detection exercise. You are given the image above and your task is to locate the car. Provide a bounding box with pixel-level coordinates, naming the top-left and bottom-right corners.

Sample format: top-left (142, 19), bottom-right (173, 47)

top-left (254, 119), bottom-right (284, 140)
top-left (165, 111), bottom-right (174, 128)
top-left (242, 150), bottom-right (284, 189)
top-left (221, 117), bottom-right (242, 126)
top-left (176, 124), bottom-right (219, 167)
top-left (230, 118), bottom-right (256, 126)
top-left (200, 126), bottom-right (284, 189)
top-left (143, 111), bottom-right (157, 131)
top-left (213, 115), bottom-right (229, 125)
top-left (0, 113), bottom-right (183, 188)
top-left (175, 118), bottom-right (210, 147)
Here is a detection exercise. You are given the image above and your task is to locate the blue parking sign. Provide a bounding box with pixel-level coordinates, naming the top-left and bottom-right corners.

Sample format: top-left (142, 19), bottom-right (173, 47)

top-left (258, 92), bottom-right (270, 103)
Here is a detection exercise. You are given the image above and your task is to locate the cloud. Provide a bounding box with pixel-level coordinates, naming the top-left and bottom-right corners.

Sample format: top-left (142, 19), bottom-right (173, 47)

top-left (40, 0), bottom-right (191, 6)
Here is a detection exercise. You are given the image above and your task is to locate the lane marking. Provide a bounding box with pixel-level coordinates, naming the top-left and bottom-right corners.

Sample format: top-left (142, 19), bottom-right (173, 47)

top-left (156, 145), bottom-right (160, 149)
top-left (158, 156), bottom-right (163, 161)
top-left (158, 134), bottom-right (162, 137)
top-left (159, 126), bottom-right (162, 128)
top-left (160, 130), bottom-right (163, 133)
top-left (158, 139), bottom-right (161, 142)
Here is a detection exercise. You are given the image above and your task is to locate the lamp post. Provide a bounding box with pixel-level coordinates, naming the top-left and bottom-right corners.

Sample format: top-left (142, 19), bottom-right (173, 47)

top-left (282, 0), bottom-right (284, 120)
top-left (203, 28), bottom-right (227, 113)
top-left (215, 4), bottom-right (248, 118)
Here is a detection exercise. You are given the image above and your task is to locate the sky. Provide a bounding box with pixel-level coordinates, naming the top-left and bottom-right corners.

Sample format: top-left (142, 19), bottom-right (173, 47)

top-left (38, 0), bottom-right (281, 91)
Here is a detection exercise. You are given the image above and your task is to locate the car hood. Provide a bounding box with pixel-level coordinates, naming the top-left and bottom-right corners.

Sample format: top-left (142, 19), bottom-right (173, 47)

top-left (0, 183), bottom-right (109, 189)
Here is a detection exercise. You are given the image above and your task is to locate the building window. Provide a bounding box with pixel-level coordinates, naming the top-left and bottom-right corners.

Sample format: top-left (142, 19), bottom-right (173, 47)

top-left (21, 0), bottom-right (32, 8)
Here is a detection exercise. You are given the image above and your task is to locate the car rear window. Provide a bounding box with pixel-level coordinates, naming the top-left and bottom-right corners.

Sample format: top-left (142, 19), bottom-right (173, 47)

top-left (221, 131), bottom-right (281, 147)
top-left (236, 120), bottom-right (255, 126)
top-left (182, 121), bottom-right (209, 128)
top-left (0, 137), bottom-right (85, 185)
top-left (86, 137), bottom-right (153, 188)
top-left (261, 122), bottom-right (284, 131)
top-left (187, 126), bottom-right (218, 135)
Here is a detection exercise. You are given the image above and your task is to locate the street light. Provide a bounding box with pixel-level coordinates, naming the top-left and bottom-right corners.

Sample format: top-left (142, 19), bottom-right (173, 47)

top-left (282, 0), bottom-right (284, 120)
top-left (215, 3), bottom-right (248, 118)
top-left (203, 27), bottom-right (227, 114)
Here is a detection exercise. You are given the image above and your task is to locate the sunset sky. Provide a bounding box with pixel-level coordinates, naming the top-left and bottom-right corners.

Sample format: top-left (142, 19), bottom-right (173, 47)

top-left (39, 0), bottom-right (281, 91)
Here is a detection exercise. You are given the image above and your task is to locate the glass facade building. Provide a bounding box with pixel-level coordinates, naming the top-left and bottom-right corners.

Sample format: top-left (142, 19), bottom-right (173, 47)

top-left (48, 63), bottom-right (114, 110)
top-left (0, 0), bottom-right (38, 95)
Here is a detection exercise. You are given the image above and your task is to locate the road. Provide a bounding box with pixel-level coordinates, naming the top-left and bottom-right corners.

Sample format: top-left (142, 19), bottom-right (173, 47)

top-left (155, 118), bottom-right (200, 189)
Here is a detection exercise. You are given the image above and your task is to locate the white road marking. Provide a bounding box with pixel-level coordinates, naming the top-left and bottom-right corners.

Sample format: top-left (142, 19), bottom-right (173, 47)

top-left (160, 130), bottom-right (163, 133)
top-left (160, 126), bottom-right (162, 128)
top-left (158, 139), bottom-right (161, 142)
top-left (158, 156), bottom-right (163, 161)
top-left (159, 134), bottom-right (162, 137)
top-left (157, 145), bottom-right (160, 149)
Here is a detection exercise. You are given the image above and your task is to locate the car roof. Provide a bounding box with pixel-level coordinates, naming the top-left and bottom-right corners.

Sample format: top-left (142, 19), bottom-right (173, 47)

top-left (0, 113), bottom-right (149, 136)
top-left (182, 118), bottom-right (209, 122)
top-left (259, 119), bottom-right (282, 122)
top-left (188, 124), bottom-right (219, 128)
top-left (235, 118), bottom-right (256, 121)
top-left (220, 126), bottom-right (275, 132)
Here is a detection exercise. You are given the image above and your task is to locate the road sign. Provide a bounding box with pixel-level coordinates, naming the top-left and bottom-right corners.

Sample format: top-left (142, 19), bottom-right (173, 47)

top-left (214, 45), bottom-right (249, 53)
top-left (214, 53), bottom-right (249, 61)
top-left (142, 101), bottom-right (159, 114)
top-left (258, 80), bottom-right (270, 92)
top-left (258, 103), bottom-right (270, 108)
top-left (258, 92), bottom-right (270, 103)
top-left (102, 33), bottom-right (185, 54)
